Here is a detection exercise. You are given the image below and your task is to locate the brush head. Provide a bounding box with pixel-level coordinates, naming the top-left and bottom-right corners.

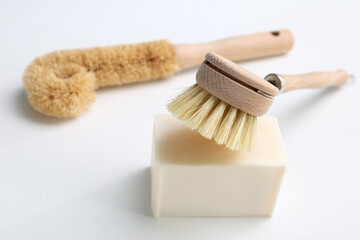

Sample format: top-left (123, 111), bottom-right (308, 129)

top-left (23, 40), bottom-right (178, 118)
top-left (196, 52), bottom-right (280, 116)
top-left (167, 52), bottom-right (279, 151)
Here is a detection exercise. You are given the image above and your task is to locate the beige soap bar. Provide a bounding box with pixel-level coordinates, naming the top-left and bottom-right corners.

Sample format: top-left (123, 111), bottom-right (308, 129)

top-left (151, 114), bottom-right (287, 217)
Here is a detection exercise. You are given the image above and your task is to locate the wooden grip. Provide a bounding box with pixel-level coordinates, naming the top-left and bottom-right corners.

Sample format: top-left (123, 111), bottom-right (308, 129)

top-left (174, 29), bottom-right (294, 70)
top-left (281, 70), bottom-right (349, 93)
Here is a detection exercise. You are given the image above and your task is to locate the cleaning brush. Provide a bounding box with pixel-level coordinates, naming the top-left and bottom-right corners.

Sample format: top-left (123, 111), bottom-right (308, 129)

top-left (23, 30), bottom-right (294, 118)
top-left (167, 52), bottom-right (353, 151)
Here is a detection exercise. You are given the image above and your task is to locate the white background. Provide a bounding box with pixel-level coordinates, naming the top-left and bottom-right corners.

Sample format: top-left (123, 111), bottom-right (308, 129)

top-left (1, 0), bottom-right (360, 239)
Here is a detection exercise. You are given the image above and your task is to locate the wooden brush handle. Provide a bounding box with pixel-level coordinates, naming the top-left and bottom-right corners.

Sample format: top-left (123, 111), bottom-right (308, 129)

top-left (281, 70), bottom-right (349, 93)
top-left (174, 29), bottom-right (294, 70)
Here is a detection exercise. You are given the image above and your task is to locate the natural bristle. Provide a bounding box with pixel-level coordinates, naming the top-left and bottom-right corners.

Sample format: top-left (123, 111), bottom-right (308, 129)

top-left (214, 106), bottom-right (237, 145)
top-left (24, 40), bottom-right (178, 118)
top-left (167, 84), bottom-right (257, 152)
top-left (198, 100), bottom-right (227, 138)
top-left (187, 95), bottom-right (219, 131)
top-left (167, 84), bottom-right (210, 121)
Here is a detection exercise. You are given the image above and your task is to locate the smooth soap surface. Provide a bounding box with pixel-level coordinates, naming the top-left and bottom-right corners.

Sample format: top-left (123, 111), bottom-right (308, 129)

top-left (155, 115), bottom-right (286, 165)
top-left (151, 114), bottom-right (287, 217)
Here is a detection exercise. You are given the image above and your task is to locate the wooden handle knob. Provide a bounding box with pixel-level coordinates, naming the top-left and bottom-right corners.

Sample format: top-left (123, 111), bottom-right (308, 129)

top-left (196, 52), bottom-right (278, 117)
top-left (175, 29), bottom-right (294, 70)
top-left (281, 70), bottom-right (349, 93)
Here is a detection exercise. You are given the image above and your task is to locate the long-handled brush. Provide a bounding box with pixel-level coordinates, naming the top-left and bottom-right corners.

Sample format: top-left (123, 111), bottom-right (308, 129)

top-left (23, 30), bottom-right (294, 118)
top-left (167, 52), bottom-right (353, 151)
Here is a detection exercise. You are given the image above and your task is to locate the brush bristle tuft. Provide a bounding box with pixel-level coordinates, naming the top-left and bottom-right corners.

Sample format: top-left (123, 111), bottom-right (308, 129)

top-left (167, 84), bottom-right (257, 152)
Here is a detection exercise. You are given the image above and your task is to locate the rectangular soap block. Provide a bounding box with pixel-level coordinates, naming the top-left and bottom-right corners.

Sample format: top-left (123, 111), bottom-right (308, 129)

top-left (151, 114), bottom-right (287, 217)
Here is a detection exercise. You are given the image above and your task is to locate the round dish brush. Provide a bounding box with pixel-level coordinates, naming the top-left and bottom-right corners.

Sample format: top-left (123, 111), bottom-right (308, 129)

top-left (23, 30), bottom-right (294, 118)
top-left (167, 52), bottom-right (353, 152)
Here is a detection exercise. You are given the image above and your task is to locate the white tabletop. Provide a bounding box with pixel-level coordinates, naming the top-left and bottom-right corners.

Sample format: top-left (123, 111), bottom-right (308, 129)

top-left (1, 0), bottom-right (360, 239)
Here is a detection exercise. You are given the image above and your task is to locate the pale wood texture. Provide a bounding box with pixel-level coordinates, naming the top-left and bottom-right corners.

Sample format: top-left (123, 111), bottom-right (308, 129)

top-left (196, 62), bottom-right (274, 117)
top-left (281, 70), bottom-right (349, 93)
top-left (175, 29), bottom-right (294, 70)
top-left (204, 52), bottom-right (279, 96)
